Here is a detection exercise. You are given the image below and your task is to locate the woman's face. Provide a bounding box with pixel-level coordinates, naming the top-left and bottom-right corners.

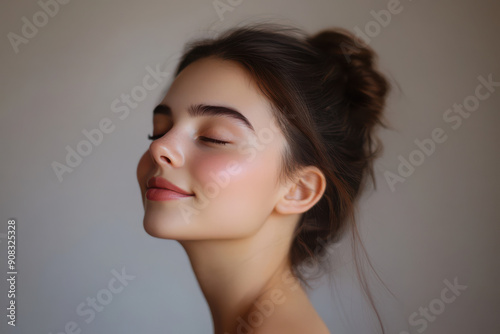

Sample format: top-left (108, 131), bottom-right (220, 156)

top-left (136, 56), bottom-right (289, 240)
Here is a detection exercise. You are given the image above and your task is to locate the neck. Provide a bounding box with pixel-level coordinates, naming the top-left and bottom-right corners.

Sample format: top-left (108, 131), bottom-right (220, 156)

top-left (178, 215), bottom-right (298, 334)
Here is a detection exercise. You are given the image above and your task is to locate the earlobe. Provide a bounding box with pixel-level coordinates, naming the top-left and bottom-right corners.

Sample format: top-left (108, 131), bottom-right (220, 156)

top-left (275, 166), bottom-right (326, 215)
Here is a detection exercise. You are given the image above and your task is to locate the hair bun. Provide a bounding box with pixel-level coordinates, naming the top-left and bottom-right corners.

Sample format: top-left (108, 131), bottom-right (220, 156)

top-left (307, 28), bottom-right (389, 134)
top-left (307, 28), bottom-right (373, 69)
top-left (307, 28), bottom-right (390, 191)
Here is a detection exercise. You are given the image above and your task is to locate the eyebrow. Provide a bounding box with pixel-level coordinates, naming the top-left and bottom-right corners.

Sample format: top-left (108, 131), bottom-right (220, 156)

top-left (152, 103), bottom-right (255, 132)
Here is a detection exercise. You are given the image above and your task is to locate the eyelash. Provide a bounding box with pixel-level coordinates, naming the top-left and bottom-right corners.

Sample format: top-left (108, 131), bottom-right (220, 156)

top-left (147, 134), bottom-right (229, 145)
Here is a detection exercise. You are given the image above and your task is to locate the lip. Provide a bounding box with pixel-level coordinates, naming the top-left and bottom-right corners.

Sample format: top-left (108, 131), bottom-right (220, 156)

top-left (146, 176), bottom-right (194, 201)
top-left (146, 188), bottom-right (193, 201)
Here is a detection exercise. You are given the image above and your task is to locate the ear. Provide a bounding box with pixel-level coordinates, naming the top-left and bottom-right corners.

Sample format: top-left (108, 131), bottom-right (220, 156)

top-left (275, 166), bottom-right (326, 215)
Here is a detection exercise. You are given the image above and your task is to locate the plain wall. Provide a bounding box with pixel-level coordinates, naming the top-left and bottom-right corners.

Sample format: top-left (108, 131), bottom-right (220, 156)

top-left (1, 0), bottom-right (499, 333)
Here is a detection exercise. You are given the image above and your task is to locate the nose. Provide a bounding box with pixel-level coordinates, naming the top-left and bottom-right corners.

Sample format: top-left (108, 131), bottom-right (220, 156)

top-left (148, 131), bottom-right (185, 168)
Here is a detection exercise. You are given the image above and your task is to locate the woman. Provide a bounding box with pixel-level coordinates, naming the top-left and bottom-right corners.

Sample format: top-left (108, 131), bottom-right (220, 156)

top-left (137, 23), bottom-right (391, 334)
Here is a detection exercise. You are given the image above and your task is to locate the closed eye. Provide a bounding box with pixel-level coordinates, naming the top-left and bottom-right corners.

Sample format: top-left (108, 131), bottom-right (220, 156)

top-left (198, 136), bottom-right (229, 145)
top-left (147, 134), bottom-right (229, 145)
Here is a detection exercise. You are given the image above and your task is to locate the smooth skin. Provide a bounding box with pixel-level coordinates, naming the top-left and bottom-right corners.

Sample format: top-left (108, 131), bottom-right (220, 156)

top-left (137, 56), bottom-right (330, 334)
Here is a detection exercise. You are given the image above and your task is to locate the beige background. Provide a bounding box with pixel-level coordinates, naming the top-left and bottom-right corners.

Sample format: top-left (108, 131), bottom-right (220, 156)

top-left (1, 0), bottom-right (499, 333)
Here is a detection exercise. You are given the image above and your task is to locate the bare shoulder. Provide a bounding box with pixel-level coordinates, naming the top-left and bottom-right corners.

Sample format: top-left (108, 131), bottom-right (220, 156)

top-left (248, 285), bottom-right (331, 334)
top-left (253, 305), bottom-right (331, 334)
top-left (254, 315), bottom-right (330, 334)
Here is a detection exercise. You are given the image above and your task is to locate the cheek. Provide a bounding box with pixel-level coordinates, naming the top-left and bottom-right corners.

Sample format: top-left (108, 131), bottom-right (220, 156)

top-left (191, 149), bottom-right (280, 212)
top-left (191, 154), bottom-right (237, 195)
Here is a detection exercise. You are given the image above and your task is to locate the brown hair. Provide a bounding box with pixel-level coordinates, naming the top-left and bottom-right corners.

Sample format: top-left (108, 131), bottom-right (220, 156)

top-left (174, 23), bottom-right (392, 332)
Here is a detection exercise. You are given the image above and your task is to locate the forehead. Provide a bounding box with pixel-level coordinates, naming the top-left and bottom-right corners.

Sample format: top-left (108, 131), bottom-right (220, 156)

top-left (161, 56), bottom-right (275, 129)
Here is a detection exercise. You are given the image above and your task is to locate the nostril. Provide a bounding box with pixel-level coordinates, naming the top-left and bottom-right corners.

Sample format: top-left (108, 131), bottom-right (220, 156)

top-left (164, 156), bottom-right (171, 164)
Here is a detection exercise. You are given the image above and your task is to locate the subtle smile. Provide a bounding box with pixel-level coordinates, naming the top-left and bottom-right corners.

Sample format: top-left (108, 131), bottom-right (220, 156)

top-left (146, 176), bottom-right (194, 201)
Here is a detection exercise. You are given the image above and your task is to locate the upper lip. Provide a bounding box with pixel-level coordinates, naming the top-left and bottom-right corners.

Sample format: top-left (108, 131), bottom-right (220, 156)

top-left (146, 176), bottom-right (193, 195)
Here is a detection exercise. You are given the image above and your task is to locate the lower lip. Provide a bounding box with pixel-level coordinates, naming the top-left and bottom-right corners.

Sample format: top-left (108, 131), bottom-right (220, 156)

top-left (146, 188), bottom-right (193, 201)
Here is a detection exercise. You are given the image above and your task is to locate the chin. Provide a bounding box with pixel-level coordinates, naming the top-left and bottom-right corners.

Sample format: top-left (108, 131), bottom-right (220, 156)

top-left (142, 209), bottom-right (208, 241)
top-left (143, 218), bottom-right (166, 239)
top-left (142, 208), bottom-right (185, 239)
